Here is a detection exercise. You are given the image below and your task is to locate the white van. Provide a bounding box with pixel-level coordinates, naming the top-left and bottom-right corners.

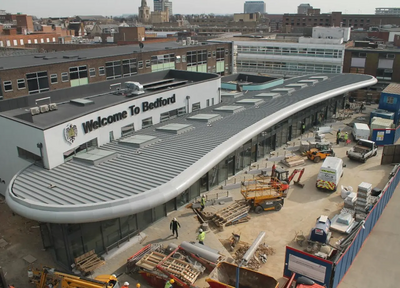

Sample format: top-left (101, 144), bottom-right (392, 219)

top-left (316, 157), bottom-right (344, 192)
top-left (352, 123), bottom-right (370, 141)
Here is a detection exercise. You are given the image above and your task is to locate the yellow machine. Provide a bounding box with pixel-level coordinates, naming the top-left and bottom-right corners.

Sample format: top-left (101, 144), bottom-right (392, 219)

top-left (306, 143), bottom-right (335, 163)
top-left (29, 267), bottom-right (119, 288)
top-left (241, 178), bottom-right (287, 213)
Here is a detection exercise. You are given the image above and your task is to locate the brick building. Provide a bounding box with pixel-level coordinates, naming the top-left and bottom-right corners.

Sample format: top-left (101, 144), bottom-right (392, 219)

top-left (0, 41), bottom-right (233, 100)
top-left (283, 12), bottom-right (400, 30)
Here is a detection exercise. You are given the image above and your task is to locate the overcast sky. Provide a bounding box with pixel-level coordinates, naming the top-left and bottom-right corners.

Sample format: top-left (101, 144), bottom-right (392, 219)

top-left (2, 0), bottom-right (399, 18)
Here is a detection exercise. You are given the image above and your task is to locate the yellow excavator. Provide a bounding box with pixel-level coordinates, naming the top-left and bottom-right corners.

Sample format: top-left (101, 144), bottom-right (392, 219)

top-left (28, 266), bottom-right (120, 288)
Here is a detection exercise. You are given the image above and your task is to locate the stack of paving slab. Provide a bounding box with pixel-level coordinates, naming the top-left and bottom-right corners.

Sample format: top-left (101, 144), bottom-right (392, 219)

top-left (355, 182), bottom-right (373, 221)
top-left (344, 192), bottom-right (357, 209)
top-left (299, 141), bottom-right (310, 153)
top-left (281, 155), bottom-right (305, 167)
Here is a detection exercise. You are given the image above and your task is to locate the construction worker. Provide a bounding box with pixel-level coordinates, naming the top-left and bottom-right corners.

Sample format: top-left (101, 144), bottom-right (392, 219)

top-left (359, 102), bottom-right (364, 113)
top-left (344, 132), bottom-right (349, 145)
top-left (170, 217), bottom-right (181, 239)
top-left (271, 163), bottom-right (276, 178)
top-left (198, 228), bottom-right (206, 245)
top-left (200, 195), bottom-right (206, 211)
top-left (122, 282), bottom-right (130, 288)
top-left (336, 130), bottom-right (341, 145)
top-left (301, 122), bottom-right (306, 134)
top-left (165, 278), bottom-right (175, 288)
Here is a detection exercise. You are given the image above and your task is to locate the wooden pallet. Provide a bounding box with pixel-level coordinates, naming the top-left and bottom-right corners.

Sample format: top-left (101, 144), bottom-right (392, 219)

top-left (74, 250), bottom-right (105, 273)
top-left (212, 201), bottom-right (250, 227)
top-left (136, 251), bottom-right (200, 284)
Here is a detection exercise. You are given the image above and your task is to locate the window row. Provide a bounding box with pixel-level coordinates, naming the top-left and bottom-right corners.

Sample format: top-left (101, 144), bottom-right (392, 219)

top-left (237, 60), bottom-right (342, 73)
top-left (237, 45), bottom-right (343, 58)
top-left (0, 37), bottom-right (57, 47)
top-left (106, 59), bottom-right (138, 80)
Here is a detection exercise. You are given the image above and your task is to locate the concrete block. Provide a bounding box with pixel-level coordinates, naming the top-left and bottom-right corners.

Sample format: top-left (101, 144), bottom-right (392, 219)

top-left (23, 255), bottom-right (37, 264)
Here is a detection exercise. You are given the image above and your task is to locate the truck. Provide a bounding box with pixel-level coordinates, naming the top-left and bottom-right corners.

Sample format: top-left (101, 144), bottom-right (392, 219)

top-left (316, 157), bottom-right (344, 192)
top-left (347, 139), bottom-right (378, 162)
top-left (352, 123), bottom-right (370, 141)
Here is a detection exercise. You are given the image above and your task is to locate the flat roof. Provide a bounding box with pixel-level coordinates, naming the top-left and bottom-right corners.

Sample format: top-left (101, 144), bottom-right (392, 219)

top-left (0, 41), bottom-right (218, 70)
top-left (382, 83), bottom-right (400, 95)
top-left (0, 70), bottom-right (219, 129)
top-left (6, 73), bottom-right (377, 223)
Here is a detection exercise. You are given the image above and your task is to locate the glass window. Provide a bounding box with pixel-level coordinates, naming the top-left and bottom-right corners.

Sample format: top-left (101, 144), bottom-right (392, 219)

top-left (182, 55), bottom-right (186, 62)
top-left (69, 66), bottom-right (87, 80)
top-left (192, 102), bottom-right (201, 112)
top-left (145, 60), bottom-right (151, 68)
top-left (17, 79), bottom-right (26, 90)
top-left (101, 219), bottom-right (120, 248)
top-left (3, 81), bottom-right (12, 92)
top-left (61, 72), bottom-right (68, 82)
top-left (122, 59), bottom-right (137, 76)
top-left (225, 49), bottom-right (229, 56)
top-left (177, 107), bottom-right (186, 116)
top-left (81, 222), bottom-right (104, 254)
top-left (50, 74), bottom-right (58, 84)
top-left (137, 209), bottom-right (153, 231)
top-left (89, 68), bottom-right (96, 77)
top-left (121, 123), bottom-right (135, 137)
top-left (206, 99), bottom-right (210, 107)
top-left (160, 111), bottom-right (169, 122)
top-left (142, 117), bottom-right (153, 128)
top-left (99, 66), bottom-right (105, 76)
top-left (208, 51), bottom-right (211, 58)
top-left (138, 61), bottom-right (143, 69)
top-left (153, 204), bottom-right (166, 221)
top-left (105, 61), bottom-right (122, 79)
top-left (212, 51), bottom-right (216, 58)
top-left (120, 215), bottom-right (137, 238)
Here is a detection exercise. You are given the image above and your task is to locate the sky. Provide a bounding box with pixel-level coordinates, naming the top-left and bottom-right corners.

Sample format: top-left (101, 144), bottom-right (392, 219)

top-left (2, 0), bottom-right (400, 18)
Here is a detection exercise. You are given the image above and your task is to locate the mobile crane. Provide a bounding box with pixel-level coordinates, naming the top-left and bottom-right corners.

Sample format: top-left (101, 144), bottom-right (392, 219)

top-left (29, 266), bottom-right (120, 288)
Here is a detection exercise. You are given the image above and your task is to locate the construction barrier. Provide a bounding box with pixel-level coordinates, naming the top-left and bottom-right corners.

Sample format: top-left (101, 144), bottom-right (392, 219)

top-left (332, 165), bottom-right (400, 287)
top-left (283, 165), bottom-right (400, 288)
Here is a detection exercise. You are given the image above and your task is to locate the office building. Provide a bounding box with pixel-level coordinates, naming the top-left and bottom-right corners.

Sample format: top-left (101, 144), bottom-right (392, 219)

top-left (244, 1), bottom-right (266, 14)
top-left (154, 0), bottom-right (173, 15)
top-left (297, 3), bottom-right (313, 15)
top-left (375, 8), bottom-right (400, 16)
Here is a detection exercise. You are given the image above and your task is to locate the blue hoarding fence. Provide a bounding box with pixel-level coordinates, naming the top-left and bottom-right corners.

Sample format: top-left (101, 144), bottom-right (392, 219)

top-left (283, 166), bottom-right (400, 288)
top-left (332, 165), bottom-right (400, 287)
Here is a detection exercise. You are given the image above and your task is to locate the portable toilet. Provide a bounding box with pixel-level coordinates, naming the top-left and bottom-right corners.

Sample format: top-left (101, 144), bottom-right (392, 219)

top-left (310, 215), bottom-right (331, 244)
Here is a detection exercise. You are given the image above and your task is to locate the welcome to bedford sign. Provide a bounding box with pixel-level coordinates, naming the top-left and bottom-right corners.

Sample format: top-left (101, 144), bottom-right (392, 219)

top-left (82, 94), bottom-right (176, 134)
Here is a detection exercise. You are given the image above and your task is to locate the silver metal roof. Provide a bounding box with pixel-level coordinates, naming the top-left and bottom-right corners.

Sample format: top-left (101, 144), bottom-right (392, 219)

top-left (6, 73), bottom-right (377, 223)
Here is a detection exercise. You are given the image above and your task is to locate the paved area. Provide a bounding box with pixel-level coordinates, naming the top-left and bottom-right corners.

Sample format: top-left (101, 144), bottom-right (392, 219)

top-left (338, 184), bottom-right (400, 288)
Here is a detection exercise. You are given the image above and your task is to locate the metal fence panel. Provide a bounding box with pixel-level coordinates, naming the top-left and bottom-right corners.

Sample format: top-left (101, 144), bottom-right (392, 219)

top-left (332, 167), bottom-right (400, 287)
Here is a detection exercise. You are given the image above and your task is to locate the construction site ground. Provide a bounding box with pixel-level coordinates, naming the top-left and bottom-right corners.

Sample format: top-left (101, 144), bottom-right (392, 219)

top-left (0, 103), bottom-right (396, 288)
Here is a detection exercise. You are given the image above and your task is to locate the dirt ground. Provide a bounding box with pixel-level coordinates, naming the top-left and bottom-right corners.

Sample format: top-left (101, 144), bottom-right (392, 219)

top-left (209, 105), bottom-right (392, 286)
top-left (0, 104), bottom-right (391, 288)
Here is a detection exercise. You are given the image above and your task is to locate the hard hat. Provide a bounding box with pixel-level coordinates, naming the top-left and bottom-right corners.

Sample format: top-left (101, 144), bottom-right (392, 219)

top-left (112, 274), bottom-right (117, 277)
top-left (199, 229), bottom-right (203, 233)
top-left (173, 217), bottom-right (177, 221)
top-left (124, 282), bottom-right (130, 286)
top-left (136, 284), bottom-right (141, 288)
top-left (170, 279), bottom-right (175, 284)
top-left (202, 195), bottom-right (205, 197)
top-left (346, 132), bottom-right (348, 134)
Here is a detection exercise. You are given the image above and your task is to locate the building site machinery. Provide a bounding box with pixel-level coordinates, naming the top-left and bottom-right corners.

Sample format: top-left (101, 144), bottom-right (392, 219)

top-left (242, 168), bottom-right (305, 213)
top-left (273, 167), bottom-right (305, 188)
top-left (305, 143), bottom-right (335, 163)
top-left (28, 266), bottom-right (119, 288)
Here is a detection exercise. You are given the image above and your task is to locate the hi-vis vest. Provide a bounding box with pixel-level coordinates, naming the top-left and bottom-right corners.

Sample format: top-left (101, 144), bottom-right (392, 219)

top-left (198, 232), bottom-right (206, 241)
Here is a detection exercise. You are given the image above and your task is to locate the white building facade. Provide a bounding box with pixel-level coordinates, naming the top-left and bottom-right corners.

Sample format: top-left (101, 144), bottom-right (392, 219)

top-left (235, 38), bottom-right (346, 77)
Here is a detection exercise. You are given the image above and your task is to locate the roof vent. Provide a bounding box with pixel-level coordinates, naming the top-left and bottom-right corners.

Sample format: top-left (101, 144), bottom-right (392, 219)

top-left (70, 98), bottom-right (94, 106)
top-left (124, 82), bottom-right (144, 97)
top-left (43, 56), bottom-right (57, 60)
top-left (34, 55), bottom-right (46, 58)
top-left (63, 55), bottom-right (79, 59)
top-left (39, 104), bottom-right (50, 113)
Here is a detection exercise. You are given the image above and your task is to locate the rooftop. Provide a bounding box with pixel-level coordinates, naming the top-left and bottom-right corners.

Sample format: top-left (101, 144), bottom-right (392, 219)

top-left (0, 41), bottom-right (216, 70)
top-left (382, 83), bottom-right (400, 95)
top-left (0, 70), bottom-right (218, 129)
top-left (6, 73), bottom-right (377, 223)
